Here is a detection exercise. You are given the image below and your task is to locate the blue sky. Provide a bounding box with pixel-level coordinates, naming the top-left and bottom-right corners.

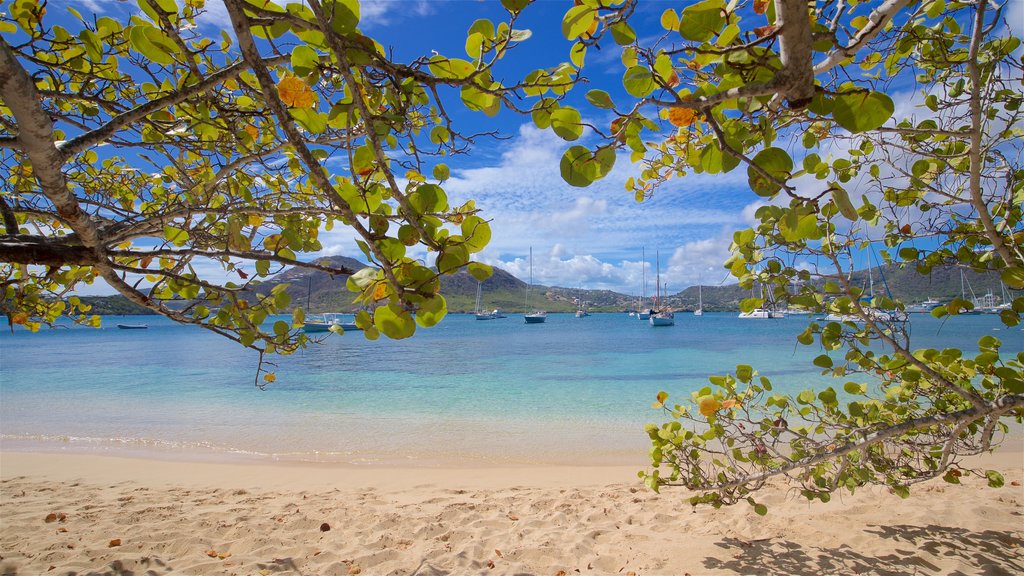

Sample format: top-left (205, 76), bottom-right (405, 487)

top-left (49, 0), bottom-right (1024, 296)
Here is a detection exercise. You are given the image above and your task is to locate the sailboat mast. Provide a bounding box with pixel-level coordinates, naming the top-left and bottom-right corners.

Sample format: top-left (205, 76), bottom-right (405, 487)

top-left (526, 247), bottom-right (532, 309)
top-left (655, 250), bottom-right (661, 308)
top-left (642, 246), bottom-right (646, 304)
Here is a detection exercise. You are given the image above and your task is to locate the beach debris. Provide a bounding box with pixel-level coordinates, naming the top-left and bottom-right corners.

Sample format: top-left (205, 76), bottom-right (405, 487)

top-left (108, 539), bottom-right (122, 547)
top-left (320, 522), bottom-right (331, 532)
top-left (56, 527), bottom-right (67, 533)
top-left (507, 513), bottom-right (519, 521)
top-left (486, 560), bottom-right (495, 569)
top-left (206, 549), bottom-right (218, 558)
top-left (1011, 481), bottom-right (1021, 486)
top-left (347, 564), bottom-right (362, 574)
top-left (44, 512), bottom-right (66, 523)
top-left (219, 552), bottom-right (232, 560)
top-left (555, 571), bottom-right (568, 576)
top-left (495, 549), bottom-right (503, 558)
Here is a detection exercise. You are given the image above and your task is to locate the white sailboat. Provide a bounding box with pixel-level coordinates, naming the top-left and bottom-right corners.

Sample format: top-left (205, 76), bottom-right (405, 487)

top-left (650, 251), bottom-right (675, 326)
top-left (638, 247), bottom-right (653, 320)
top-left (524, 247), bottom-right (547, 324)
top-left (738, 284), bottom-right (779, 319)
top-left (475, 282), bottom-right (497, 320)
top-left (693, 276), bottom-right (704, 316)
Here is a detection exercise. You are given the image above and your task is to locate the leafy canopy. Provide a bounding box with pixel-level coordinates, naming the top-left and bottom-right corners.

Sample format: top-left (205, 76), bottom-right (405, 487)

top-left (544, 0), bottom-right (1023, 511)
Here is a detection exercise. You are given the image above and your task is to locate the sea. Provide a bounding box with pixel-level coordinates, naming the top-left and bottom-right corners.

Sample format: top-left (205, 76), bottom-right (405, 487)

top-left (1, 312), bottom-right (1018, 466)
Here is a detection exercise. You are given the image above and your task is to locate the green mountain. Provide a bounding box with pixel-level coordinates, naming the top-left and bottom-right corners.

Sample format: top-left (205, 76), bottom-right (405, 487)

top-left (73, 260), bottom-right (1016, 316)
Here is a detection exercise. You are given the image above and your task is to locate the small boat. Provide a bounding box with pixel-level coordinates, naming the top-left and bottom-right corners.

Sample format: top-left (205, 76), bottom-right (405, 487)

top-left (649, 251), bottom-right (675, 327)
top-left (638, 247), bottom-right (651, 320)
top-left (116, 323), bottom-right (148, 330)
top-left (906, 297), bottom-right (942, 314)
top-left (738, 308), bottom-right (772, 319)
top-left (303, 313), bottom-right (361, 333)
top-left (693, 278), bottom-right (703, 316)
top-left (524, 247), bottom-right (547, 324)
top-left (475, 282), bottom-right (496, 320)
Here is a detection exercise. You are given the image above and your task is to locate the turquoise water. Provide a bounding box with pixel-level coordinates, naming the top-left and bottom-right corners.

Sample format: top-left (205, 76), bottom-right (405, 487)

top-left (1, 313), bottom-right (1018, 465)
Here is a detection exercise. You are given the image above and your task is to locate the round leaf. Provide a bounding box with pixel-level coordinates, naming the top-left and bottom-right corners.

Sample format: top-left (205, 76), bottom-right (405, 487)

top-left (747, 147), bottom-right (793, 197)
top-left (833, 91), bottom-right (894, 133)
top-left (415, 294), bottom-right (447, 328)
top-left (623, 66), bottom-right (655, 97)
top-left (550, 107), bottom-right (583, 141)
top-left (560, 145), bottom-right (594, 187)
top-left (374, 303), bottom-right (416, 339)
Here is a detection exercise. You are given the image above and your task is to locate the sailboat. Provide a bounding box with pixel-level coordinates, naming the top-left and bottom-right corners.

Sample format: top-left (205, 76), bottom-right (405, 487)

top-left (301, 276), bottom-right (361, 332)
top-left (693, 275), bottom-right (704, 316)
top-left (638, 247), bottom-right (653, 320)
top-left (475, 281), bottom-right (496, 320)
top-left (575, 288), bottom-right (590, 318)
top-left (650, 251), bottom-right (675, 326)
top-left (960, 269), bottom-right (983, 315)
top-left (738, 283), bottom-right (778, 319)
top-left (524, 247), bottom-right (547, 324)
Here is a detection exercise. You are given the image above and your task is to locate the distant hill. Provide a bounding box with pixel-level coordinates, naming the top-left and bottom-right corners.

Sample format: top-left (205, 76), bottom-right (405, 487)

top-left (79, 295), bottom-right (156, 316)
top-left (69, 261), bottom-right (1016, 316)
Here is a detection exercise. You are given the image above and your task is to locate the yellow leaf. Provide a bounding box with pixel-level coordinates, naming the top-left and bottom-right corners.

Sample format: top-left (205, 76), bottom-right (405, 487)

top-left (11, 312), bottom-right (28, 325)
top-left (263, 373), bottom-right (276, 383)
top-left (244, 124), bottom-right (259, 141)
top-left (276, 76), bottom-right (317, 109)
top-left (699, 396), bottom-right (722, 417)
top-left (667, 107), bottom-right (698, 127)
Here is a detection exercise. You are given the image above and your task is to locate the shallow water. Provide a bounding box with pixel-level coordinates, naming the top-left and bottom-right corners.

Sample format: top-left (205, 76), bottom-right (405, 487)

top-left (1, 312), bottom-right (1017, 465)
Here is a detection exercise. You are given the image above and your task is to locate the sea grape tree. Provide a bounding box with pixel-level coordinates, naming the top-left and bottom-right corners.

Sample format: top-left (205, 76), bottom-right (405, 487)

top-left (0, 0), bottom-right (577, 380)
top-left (552, 0), bottom-right (1023, 509)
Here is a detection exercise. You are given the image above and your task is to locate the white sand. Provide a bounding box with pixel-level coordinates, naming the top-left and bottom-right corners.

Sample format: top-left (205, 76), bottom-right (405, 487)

top-left (2, 449), bottom-right (1022, 575)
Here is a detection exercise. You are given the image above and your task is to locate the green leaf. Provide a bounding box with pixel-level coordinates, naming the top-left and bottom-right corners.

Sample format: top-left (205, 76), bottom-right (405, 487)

top-left (163, 226), bottom-right (189, 247)
top-left (468, 262), bottom-right (493, 282)
top-left (986, 470), bottom-right (1005, 488)
top-left (433, 163), bottom-right (450, 181)
top-left (326, 0), bottom-right (360, 36)
top-left (832, 187), bottom-right (859, 221)
top-left (679, 0), bottom-right (726, 43)
top-left (273, 320), bottom-right (289, 336)
top-left (813, 354), bottom-right (833, 368)
top-left (843, 382), bottom-right (865, 395)
top-left (291, 45), bottom-right (320, 77)
top-left (415, 294), bottom-right (447, 328)
top-left (1001, 267), bottom-right (1024, 289)
top-left (609, 22), bottom-right (636, 45)
top-left (623, 66), bottom-right (655, 98)
top-left (585, 89), bottom-right (615, 109)
top-left (735, 364), bottom-right (753, 383)
top-left (833, 91), bottom-right (894, 133)
top-left (460, 216), bottom-right (491, 253)
top-left (500, 0), bottom-right (529, 13)
top-left (562, 5), bottom-right (596, 41)
top-left (550, 107), bottom-right (583, 141)
top-left (660, 9), bottom-right (679, 31)
top-left (560, 145), bottom-right (594, 187)
top-left (429, 125), bottom-right (451, 145)
top-left (753, 503), bottom-right (768, 516)
top-left (429, 56), bottom-right (475, 79)
top-left (374, 302), bottom-right (416, 339)
top-left (747, 147), bottom-right (793, 197)
top-left (129, 25), bottom-right (174, 65)
top-left (409, 184), bottom-right (448, 213)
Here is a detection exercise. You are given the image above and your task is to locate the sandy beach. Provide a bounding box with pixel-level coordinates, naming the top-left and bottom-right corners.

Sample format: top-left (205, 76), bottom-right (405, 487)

top-left (2, 448), bottom-right (1022, 576)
